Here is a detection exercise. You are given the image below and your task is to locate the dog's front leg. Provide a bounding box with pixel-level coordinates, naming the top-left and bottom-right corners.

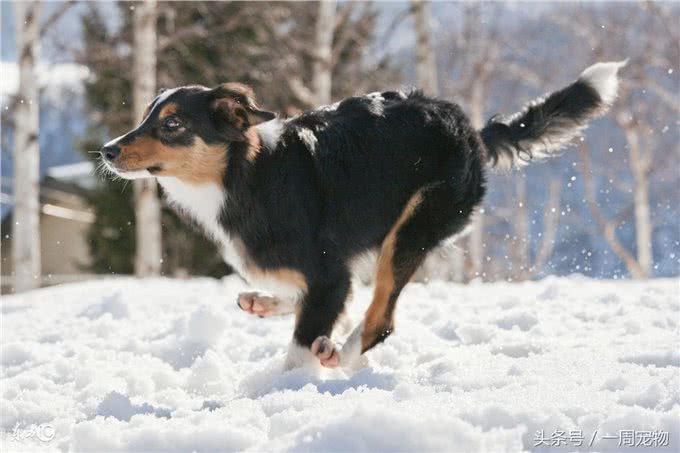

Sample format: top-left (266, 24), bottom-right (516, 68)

top-left (283, 268), bottom-right (351, 369)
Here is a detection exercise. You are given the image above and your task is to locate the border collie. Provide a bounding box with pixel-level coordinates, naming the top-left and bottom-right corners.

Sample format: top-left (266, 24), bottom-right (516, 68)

top-left (101, 61), bottom-right (625, 369)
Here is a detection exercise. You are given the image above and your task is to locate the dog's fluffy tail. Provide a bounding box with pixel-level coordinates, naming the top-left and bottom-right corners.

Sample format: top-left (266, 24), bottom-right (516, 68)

top-left (480, 60), bottom-right (626, 170)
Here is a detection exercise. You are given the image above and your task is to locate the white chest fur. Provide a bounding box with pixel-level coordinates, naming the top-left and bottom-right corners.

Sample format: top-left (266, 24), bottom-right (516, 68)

top-left (157, 177), bottom-right (246, 275)
top-left (156, 177), bottom-right (304, 302)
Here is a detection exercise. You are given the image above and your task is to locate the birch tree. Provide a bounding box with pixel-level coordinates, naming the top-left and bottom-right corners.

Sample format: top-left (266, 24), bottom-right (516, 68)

top-left (511, 175), bottom-right (562, 279)
top-left (412, 0), bottom-right (438, 96)
top-left (132, 0), bottom-right (162, 277)
top-left (458, 3), bottom-right (503, 281)
top-left (558, 3), bottom-right (679, 279)
top-left (312, 0), bottom-right (336, 105)
top-left (264, 1), bottom-right (397, 109)
top-left (12, 1), bottom-right (41, 292)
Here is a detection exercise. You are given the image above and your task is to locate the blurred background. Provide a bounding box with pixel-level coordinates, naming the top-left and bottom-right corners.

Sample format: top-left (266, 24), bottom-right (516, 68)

top-left (0, 0), bottom-right (678, 294)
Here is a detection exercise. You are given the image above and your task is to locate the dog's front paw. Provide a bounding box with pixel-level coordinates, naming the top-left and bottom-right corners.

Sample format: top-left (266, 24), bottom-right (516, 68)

top-left (311, 336), bottom-right (340, 368)
top-left (236, 291), bottom-right (280, 318)
top-left (237, 291), bottom-right (293, 317)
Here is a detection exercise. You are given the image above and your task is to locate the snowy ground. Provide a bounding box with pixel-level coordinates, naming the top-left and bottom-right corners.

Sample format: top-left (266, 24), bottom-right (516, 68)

top-left (1, 276), bottom-right (679, 452)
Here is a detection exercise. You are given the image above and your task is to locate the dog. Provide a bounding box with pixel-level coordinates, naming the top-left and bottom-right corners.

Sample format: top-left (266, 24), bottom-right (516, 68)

top-left (101, 61), bottom-right (625, 370)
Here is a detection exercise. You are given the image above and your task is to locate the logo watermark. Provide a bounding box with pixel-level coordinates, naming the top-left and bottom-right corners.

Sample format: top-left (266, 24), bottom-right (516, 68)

top-left (11, 423), bottom-right (56, 443)
top-left (534, 429), bottom-right (670, 448)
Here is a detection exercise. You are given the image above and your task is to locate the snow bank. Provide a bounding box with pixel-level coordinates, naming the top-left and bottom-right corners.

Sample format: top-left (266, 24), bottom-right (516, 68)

top-left (1, 276), bottom-right (678, 452)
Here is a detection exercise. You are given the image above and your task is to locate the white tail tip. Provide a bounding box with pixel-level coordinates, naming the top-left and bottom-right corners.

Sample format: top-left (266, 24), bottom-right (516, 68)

top-left (578, 59), bottom-right (628, 106)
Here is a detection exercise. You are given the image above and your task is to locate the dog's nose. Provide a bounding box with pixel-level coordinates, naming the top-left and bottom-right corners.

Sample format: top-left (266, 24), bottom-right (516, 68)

top-left (101, 145), bottom-right (121, 161)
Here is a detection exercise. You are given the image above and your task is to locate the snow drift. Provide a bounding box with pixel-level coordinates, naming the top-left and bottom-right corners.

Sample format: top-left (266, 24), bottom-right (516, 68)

top-left (1, 276), bottom-right (678, 452)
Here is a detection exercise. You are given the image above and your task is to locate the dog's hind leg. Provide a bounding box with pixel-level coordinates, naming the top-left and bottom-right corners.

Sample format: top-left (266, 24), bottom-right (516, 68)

top-left (339, 182), bottom-right (477, 369)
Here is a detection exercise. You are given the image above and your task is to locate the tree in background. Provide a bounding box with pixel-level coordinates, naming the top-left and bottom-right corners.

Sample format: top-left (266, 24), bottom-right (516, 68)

top-left (411, 0), bottom-right (437, 96)
top-left (429, 1), bottom-right (679, 281)
top-left (131, 0), bottom-right (163, 277)
top-left (79, 2), bottom-right (232, 278)
top-left (312, 0), bottom-right (336, 105)
top-left (255, 2), bottom-right (399, 110)
top-left (12, 1), bottom-right (42, 292)
top-left (563, 2), bottom-right (680, 279)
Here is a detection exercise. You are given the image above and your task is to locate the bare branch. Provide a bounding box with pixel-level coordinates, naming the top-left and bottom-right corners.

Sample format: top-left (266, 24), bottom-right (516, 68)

top-left (157, 9), bottom-right (251, 51)
top-left (579, 143), bottom-right (646, 278)
top-left (531, 178), bottom-right (562, 275)
top-left (286, 76), bottom-right (317, 107)
top-left (376, 6), bottom-right (413, 54)
top-left (643, 1), bottom-right (680, 45)
top-left (40, 0), bottom-right (75, 37)
top-left (501, 62), bottom-right (546, 89)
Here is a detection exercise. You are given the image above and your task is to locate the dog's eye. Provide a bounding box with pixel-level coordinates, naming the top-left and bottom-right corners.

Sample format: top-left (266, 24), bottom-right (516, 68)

top-left (163, 117), bottom-right (182, 131)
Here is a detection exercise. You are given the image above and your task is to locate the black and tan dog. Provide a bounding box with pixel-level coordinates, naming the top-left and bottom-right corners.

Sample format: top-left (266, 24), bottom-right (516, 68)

top-left (101, 61), bottom-right (624, 369)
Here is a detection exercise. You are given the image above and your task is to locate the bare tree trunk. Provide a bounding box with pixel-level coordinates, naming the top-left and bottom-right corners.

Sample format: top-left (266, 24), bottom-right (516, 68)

top-left (312, 0), bottom-right (336, 105)
top-left (12, 1), bottom-right (41, 292)
top-left (580, 143), bottom-right (646, 279)
top-left (531, 177), bottom-right (561, 276)
top-left (514, 176), bottom-right (529, 279)
top-left (132, 0), bottom-right (162, 277)
top-left (412, 0), bottom-right (438, 95)
top-left (625, 126), bottom-right (652, 277)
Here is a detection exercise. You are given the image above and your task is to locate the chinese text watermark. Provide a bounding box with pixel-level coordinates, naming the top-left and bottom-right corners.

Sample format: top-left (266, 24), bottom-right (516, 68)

top-left (534, 429), bottom-right (670, 448)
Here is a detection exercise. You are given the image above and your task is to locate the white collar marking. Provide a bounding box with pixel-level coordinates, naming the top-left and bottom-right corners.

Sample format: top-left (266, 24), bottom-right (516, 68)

top-left (157, 176), bottom-right (304, 302)
top-left (157, 177), bottom-right (246, 276)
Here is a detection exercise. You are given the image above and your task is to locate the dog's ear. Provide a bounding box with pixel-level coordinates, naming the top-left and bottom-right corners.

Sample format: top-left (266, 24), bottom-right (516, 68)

top-left (210, 83), bottom-right (275, 141)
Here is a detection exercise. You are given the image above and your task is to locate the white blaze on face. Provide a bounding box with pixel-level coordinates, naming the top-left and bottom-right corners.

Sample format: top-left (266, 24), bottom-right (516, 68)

top-left (103, 133), bottom-right (126, 149)
top-left (154, 87), bottom-right (181, 105)
top-left (101, 88), bottom-right (185, 180)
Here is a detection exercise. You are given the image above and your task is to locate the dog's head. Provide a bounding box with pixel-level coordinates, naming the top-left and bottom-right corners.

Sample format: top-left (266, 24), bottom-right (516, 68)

top-left (100, 83), bottom-right (275, 184)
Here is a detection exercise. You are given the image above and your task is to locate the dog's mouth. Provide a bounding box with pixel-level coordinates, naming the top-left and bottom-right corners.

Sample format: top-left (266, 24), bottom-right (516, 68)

top-left (103, 160), bottom-right (163, 179)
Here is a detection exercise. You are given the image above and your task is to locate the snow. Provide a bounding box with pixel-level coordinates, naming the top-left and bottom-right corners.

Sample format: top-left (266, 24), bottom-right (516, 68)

top-left (1, 276), bottom-right (678, 452)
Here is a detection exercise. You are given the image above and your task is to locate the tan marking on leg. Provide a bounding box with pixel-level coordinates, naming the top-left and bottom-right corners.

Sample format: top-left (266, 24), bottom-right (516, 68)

top-left (236, 238), bottom-right (308, 294)
top-left (249, 267), bottom-right (309, 293)
top-left (361, 191), bottom-right (423, 351)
